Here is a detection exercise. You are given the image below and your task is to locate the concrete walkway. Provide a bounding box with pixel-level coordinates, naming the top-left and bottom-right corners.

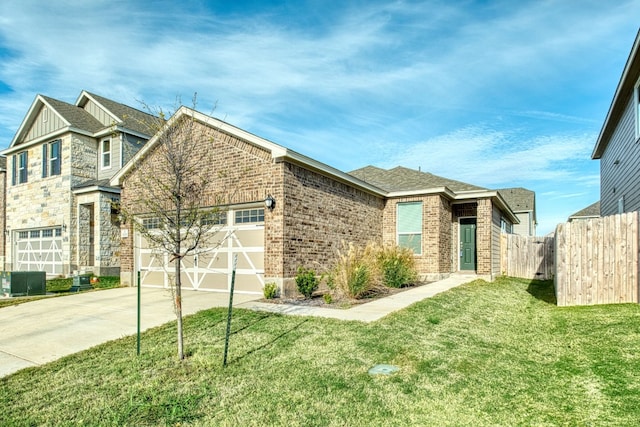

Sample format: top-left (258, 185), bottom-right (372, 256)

top-left (0, 274), bottom-right (477, 378)
top-left (237, 274), bottom-right (478, 322)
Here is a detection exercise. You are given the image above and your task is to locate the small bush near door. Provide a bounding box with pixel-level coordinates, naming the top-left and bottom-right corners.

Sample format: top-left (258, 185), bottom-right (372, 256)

top-left (295, 267), bottom-right (319, 299)
top-left (263, 282), bottom-right (279, 299)
top-left (378, 245), bottom-right (418, 288)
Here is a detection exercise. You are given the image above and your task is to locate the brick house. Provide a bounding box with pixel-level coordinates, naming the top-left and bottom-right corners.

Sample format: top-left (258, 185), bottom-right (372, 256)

top-left (114, 107), bottom-right (519, 294)
top-left (1, 91), bottom-right (154, 276)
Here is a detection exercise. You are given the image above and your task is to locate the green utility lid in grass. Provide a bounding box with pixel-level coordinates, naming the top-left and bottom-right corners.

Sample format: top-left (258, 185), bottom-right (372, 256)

top-left (368, 364), bottom-right (400, 375)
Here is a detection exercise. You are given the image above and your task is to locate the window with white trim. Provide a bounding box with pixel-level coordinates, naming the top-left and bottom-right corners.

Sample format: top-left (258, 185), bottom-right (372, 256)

top-left (142, 217), bottom-right (160, 230)
top-left (397, 202), bottom-right (422, 254)
top-left (101, 138), bottom-right (111, 169)
top-left (42, 140), bottom-right (61, 177)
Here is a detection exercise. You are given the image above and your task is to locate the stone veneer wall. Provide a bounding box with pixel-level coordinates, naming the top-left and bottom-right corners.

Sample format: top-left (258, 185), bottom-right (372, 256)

top-left (383, 194), bottom-right (453, 279)
top-left (5, 134), bottom-right (73, 272)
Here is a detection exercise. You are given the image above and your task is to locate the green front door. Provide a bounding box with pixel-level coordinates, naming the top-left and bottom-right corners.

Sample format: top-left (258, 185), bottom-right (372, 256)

top-left (460, 218), bottom-right (477, 271)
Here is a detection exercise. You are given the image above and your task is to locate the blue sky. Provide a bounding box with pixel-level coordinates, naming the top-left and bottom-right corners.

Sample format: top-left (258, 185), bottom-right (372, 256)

top-left (0, 0), bottom-right (638, 235)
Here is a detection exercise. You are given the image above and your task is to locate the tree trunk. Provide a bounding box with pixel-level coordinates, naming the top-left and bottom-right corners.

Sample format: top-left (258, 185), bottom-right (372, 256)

top-left (175, 255), bottom-right (184, 360)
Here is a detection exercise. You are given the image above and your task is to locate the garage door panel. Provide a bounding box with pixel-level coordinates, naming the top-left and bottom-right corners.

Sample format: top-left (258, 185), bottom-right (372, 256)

top-left (234, 274), bottom-right (264, 292)
top-left (233, 229), bottom-right (264, 246)
top-left (236, 253), bottom-right (263, 270)
top-left (141, 271), bottom-right (165, 286)
top-left (135, 214), bottom-right (264, 293)
top-left (15, 229), bottom-right (63, 275)
top-left (197, 272), bottom-right (229, 291)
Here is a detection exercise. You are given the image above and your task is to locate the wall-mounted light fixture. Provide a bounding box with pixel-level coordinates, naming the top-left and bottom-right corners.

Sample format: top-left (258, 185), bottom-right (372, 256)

top-left (265, 195), bottom-right (276, 211)
top-left (613, 159), bottom-right (620, 165)
top-left (62, 223), bottom-right (67, 232)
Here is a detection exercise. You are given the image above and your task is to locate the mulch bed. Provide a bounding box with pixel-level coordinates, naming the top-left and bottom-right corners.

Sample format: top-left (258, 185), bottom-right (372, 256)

top-left (261, 281), bottom-right (432, 310)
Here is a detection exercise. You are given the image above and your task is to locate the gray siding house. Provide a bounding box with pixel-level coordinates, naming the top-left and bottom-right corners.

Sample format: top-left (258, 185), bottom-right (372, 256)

top-left (592, 29), bottom-right (640, 216)
top-left (497, 187), bottom-right (537, 236)
top-left (1, 91), bottom-right (154, 276)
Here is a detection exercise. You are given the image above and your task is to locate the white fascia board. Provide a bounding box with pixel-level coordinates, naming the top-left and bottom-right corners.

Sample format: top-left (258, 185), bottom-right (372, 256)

top-left (73, 185), bottom-right (121, 195)
top-left (387, 187), bottom-right (455, 199)
top-left (75, 91), bottom-right (122, 123)
top-left (93, 126), bottom-right (150, 140)
top-left (276, 150), bottom-right (387, 197)
top-left (1, 126), bottom-right (94, 155)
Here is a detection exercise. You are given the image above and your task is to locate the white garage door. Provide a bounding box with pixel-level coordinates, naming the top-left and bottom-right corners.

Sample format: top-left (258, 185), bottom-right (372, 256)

top-left (15, 228), bottom-right (63, 275)
top-left (136, 207), bottom-right (265, 294)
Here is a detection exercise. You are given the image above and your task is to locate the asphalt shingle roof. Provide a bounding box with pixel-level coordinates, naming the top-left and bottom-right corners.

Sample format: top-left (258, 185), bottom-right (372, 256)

top-left (569, 201), bottom-right (601, 219)
top-left (41, 96), bottom-right (104, 133)
top-left (348, 166), bottom-right (486, 193)
top-left (498, 187), bottom-right (535, 212)
top-left (83, 92), bottom-right (156, 136)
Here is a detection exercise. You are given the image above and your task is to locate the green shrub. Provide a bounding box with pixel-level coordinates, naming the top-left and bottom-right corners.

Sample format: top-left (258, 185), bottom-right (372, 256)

top-left (378, 245), bottom-right (418, 288)
top-left (323, 293), bottom-right (333, 304)
top-left (328, 242), bottom-right (384, 300)
top-left (295, 267), bottom-right (318, 299)
top-left (263, 282), bottom-right (278, 299)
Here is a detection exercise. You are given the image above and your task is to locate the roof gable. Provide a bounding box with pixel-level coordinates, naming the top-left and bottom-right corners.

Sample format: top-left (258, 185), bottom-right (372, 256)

top-left (568, 201), bottom-right (601, 220)
top-left (349, 165), bottom-right (486, 193)
top-left (498, 187), bottom-right (535, 212)
top-left (76, 91), bottom-right (156, 136)
top-left (7, 94), bottom-right (104, 150)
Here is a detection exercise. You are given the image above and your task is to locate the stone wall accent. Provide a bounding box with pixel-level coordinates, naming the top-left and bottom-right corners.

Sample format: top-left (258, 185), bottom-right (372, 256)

top-left (5, 135), bottom-right (72, 272)
top-left (0, 169), bottom-right (6, 268)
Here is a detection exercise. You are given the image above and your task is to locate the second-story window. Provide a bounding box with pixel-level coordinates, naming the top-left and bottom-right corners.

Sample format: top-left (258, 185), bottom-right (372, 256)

top-left (101, 138), bottom-right (111, 169)
top-left (12, 151), bottom-right (28, 185)
top-left (42, 140), bottom-right (61, 177)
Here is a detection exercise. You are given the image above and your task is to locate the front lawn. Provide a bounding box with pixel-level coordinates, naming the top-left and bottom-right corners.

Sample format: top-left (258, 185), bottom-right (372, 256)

top-left (1, 277), bottom-right (639, 426)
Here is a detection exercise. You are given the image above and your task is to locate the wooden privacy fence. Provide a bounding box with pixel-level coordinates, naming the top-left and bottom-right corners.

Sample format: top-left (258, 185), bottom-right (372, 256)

top-left (555, 211), bottom-right (639, 307)
top-left (501, 234), bottom-right (555, 280)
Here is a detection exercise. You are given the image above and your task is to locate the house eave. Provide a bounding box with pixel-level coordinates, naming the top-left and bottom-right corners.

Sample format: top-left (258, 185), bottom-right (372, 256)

top-left (592, 28), bottom-right (640, 160)
top-left (1, 126), bottom-right (93, 155)
top-left (72, 185), bottom-right (121, 195)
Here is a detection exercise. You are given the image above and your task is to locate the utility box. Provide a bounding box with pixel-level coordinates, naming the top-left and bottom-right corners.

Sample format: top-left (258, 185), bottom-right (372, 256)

top-left (1, 271), bottom-right (47, 297)
top-left (70, 274), bottom-right (93, 292)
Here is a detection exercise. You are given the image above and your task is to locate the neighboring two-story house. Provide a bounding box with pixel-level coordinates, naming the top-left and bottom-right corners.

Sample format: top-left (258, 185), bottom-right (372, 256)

top-left (2, 91), bottom-right (154, 276)
top-left (592, 29), bottom-right (640, 216)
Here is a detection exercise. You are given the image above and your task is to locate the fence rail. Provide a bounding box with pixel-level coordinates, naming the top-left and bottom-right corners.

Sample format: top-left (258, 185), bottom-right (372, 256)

top-left (555, 212), bottom-right (638, 307)
top-left (501, 234), bottom-right (554, 280)
top-left (500, 211), bottom-right (639, 307)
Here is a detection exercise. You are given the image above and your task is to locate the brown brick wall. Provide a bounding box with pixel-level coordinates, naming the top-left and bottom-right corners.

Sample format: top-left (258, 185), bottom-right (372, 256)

top-left (383, 195), bottom-right (453, 276)
top-left (476, 198), bottom-right (493, 275)
top-left (279, 163), bottom-right (384, 278)
top-left (119, 121), bottom-right (282, 284)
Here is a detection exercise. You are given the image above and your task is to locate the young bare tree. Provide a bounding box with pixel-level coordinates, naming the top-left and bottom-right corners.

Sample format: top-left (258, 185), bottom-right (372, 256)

top-left (122, 101), bottom-right (229, 360)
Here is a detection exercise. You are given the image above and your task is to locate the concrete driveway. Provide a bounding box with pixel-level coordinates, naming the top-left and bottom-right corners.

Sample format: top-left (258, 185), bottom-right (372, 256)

top-left (0, 287), bottom-right (260, 378)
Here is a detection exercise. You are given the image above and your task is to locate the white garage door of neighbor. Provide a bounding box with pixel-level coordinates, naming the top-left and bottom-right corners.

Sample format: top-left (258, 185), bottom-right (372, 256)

top-left (136, 208), bottom-right (265, 294)
top-left (15, 228), bottom-right (64, 275)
